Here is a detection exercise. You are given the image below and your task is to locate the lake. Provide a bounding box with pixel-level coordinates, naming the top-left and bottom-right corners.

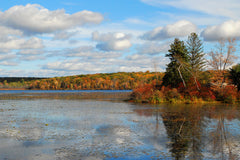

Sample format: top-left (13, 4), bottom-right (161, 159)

top-left (0, 91), bottom-right (239, 159)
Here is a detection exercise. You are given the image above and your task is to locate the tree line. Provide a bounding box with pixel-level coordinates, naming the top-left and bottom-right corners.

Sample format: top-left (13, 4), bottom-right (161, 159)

top-left (27, 72), bottom-right (164, 90)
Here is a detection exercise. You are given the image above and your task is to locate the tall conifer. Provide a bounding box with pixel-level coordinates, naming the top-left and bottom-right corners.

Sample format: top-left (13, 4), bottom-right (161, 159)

top-left (162, 38), bottom-right (189, 88)
top-left (186, 33), bottom-right (206, 75)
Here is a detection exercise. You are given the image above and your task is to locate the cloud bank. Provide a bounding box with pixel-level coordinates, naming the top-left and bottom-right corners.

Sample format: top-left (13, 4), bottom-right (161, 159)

top-left (201, 20), bottom-right (240, 41)
top-left (0, 4), bottom-right (104, 35)
top-left (142, 20), bottom-right (197, 40)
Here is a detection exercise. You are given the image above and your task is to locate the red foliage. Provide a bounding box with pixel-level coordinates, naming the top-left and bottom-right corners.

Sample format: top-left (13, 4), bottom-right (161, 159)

top-left (178, 78), bottom-right (216, 100)
top-left (219, 85), bottom-right (238, 100)
top-left (199, 86), bottom-right (216, 100)
top-left (132, 84), bottom-right (154, 101)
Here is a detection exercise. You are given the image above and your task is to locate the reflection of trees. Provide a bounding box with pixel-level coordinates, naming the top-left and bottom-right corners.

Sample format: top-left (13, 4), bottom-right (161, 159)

top-left (161, 105), bottom-right (205, 160)
top-left (208, 106), bottom-right (240, 160)
top-left (132, 104), bottom-right (240, 160)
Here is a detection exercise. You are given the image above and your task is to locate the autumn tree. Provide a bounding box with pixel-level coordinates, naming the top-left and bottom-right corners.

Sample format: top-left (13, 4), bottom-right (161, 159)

top-left (208, 38), bottom-right (237, 88)
top-left (162, 38), bottom-right (189, 88)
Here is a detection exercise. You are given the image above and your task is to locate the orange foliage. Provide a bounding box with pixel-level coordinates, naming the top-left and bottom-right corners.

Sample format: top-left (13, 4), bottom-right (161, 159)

top-left (28, 72), bottom-right (161, 90)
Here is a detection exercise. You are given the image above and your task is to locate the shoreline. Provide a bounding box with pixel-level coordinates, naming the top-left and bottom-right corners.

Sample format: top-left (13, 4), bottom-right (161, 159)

top-left (0, 88), bottom-right (26, 90)
top-left (0, 91), bottom-right (132, 101)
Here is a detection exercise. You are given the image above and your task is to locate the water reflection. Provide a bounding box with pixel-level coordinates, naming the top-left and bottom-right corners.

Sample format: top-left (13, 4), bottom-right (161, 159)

top-left (132, 104), bottom-right (240, 160)
top-left (0, 97), bottom-right (239, 159)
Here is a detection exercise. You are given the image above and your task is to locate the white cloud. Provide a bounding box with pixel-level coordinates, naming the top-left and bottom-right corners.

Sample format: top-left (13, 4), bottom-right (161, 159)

top-left (0, 26), bottom-right (22, 37)
top-left (0, 53), bottom-right (16, 61)
top-left (53, 31), bottom-right (77, 40)
top-left (17, 49), bottom-right (44, 55)
top-left (137, 42), bottom-right (169, 55)
top-left (0, 61), bottom-right (18, 66)
top-left (19, 55), bottom-right (45, 61)
top-left (142, 20), bottom-right (197, 40)
top-left (65, 46), bottom-right (123, 59)
top-left (141, 0), bottom-right (240, 19)
top-left (0, 4), bottom-right (104, 34)
top-left (43, 59), bottom-right (112, 72)
top-left (92, 31), bottom-right (132, 51)
top-left (42, 53), bottom-right (168, 74)
top-left (201, 20), bottom-right (240, 41)
top-left (124, 54), bottom-right (168, 72)
top-left (0, 37), bottom-right (44, 50)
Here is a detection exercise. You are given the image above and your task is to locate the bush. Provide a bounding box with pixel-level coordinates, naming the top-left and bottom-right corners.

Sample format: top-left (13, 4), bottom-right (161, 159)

top-left (165, 88), bottom-right (180, 100)
top-left (131, 84), bottom-right (154, 103)
top-left (215, 85), bottom-right (238, 103)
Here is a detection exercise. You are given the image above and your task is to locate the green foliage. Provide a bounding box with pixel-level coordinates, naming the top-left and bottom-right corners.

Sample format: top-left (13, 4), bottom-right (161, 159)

top-left (186, 33), bottom-right (206, 74)
top-left (162, 38), bottom-right (189, 88)
top-left (229, 64), bottom-right (240, 91)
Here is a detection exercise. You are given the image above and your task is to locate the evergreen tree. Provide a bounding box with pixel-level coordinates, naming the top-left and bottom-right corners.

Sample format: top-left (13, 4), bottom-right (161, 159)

top-left (186, 33), bottom-right (206, 90)
top-left (229, 64), bottom-right (240, 91)
top-left (186, 33), bottom-right (206, 75)
top-left (162, 38), bottom-right (189, 88)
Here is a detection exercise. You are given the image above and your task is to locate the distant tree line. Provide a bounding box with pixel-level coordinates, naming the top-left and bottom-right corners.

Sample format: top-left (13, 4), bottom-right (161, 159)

top-left (27, 72), bottom-right (164, 90)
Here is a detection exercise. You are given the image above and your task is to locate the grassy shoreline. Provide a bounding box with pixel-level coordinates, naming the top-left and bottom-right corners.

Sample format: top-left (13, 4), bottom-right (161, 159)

top-left (0, 91), bottom-right (132, 101)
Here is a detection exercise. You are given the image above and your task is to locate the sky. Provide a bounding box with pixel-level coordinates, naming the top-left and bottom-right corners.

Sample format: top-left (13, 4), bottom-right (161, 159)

top-left (0, 0), bottom-right (240, 77)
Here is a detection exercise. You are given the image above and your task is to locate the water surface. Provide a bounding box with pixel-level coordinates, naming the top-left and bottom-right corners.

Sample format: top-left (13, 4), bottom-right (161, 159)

top-left (0, 92), bottom-right (239, 159)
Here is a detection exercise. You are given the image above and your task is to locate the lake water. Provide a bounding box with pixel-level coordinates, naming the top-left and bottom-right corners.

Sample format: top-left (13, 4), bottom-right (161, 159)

top-left (0, 91), bottom-right (239, 159)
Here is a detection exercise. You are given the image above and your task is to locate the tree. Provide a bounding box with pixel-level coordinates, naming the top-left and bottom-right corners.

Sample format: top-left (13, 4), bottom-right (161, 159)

top-left (187, 33), bottom-right (205, 72)
top-left (162, 38), bottom-right (189, 88)
top-left (186, 33), bottom-right (206, 90)
top-left (229, 64), bottom-right (240, 91)
top-left (208, 38), bottom-right (237, 88)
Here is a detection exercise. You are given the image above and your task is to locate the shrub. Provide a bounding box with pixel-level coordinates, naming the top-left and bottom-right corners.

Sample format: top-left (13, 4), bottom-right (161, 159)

top-left (165, 88), bottom-right (180, 100)
top-left (199, 86), bottom-right (216, 101)
top-left (131, 84), bottom-right (154, 102)
top-left (215, 85), bottom-right (238, 103)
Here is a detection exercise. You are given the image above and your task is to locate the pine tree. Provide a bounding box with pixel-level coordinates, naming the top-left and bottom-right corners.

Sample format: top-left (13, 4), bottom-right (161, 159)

top-left (186, 33), bottom-right (206, 75)
top-left (162, 38), bottom-right (189, 88)
top-left (186, 33), bottom-right (206, 90)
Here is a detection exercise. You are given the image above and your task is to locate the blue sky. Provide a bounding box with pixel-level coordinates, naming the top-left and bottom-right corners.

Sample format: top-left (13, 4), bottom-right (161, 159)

top-left (0, 0), bottom-right (239, 77)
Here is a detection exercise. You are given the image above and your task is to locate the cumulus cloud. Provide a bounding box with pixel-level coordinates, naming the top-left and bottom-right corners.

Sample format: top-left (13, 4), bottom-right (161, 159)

top-left (43, 59), bottom-right (111, 72)
top-left (17, 49), bottom-right (44, 55)
top-left (0, 37), bottom-right (44, 50)
top-left (53, 31), bottom-right (77, 40)
top-left (38, 49), bottom-right (171, 75)
top-left (137, 42), bottom-right (169, 55)
top-left (0, 4), bottom-right (104, 34)
top-left (65, 46), bottom-right (123, 59)
top-left (201, 20), bottom-right (240, 41)
top-left (142, 20), bottom-right (197, 40)
top-left (124, 54), bottom-right (168, 72)
top-left (0, 26), bottom-right (22, 38)
top-left (92, 31), bottom-right (132, 51)
top-left (0, 61), bottom-right (18, 66)
top-left (19, 55), bottom-right (45, 61)
top-left (0, 53), bottom-right (16, 61)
